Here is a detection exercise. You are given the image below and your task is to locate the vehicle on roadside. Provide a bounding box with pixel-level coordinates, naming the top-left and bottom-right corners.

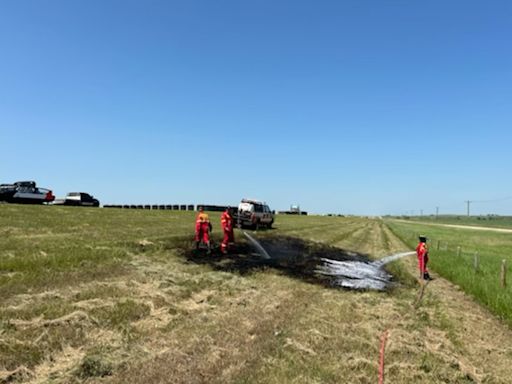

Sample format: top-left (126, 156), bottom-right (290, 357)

top-left (53, 192), bottom-right (100, 207)
top-left (0, 181), bottom-right (55, 204)
top-left (233, 198), bottom-right (274, 229)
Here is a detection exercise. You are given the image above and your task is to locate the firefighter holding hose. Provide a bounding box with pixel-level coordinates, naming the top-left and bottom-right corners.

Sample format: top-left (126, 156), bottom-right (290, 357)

top-left (195, 206), bottom-right (212, 254)
top-left (220, 206), bottom-right (235, 254)
top-left (416, 235), bottom-right (431, 280)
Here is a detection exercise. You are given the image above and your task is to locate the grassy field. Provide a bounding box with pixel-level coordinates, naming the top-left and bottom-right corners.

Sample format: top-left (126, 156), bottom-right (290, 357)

top-left (386, 219), bottom-right (512, 326)
top-left (2, 205), bottom-right (512, 383)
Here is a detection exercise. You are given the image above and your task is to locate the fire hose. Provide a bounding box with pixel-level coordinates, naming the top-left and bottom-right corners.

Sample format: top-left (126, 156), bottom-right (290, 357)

top-left (378, 329), bottom-right (389, 384)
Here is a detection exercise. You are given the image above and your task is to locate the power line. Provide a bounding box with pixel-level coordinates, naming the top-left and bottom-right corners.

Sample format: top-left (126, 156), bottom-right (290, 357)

top-left (465, 196), bottom-right (512, 216)
top-left (465, 200), bottom-right (471, 216)
top-left (471, 196), bottom-right (512, 204)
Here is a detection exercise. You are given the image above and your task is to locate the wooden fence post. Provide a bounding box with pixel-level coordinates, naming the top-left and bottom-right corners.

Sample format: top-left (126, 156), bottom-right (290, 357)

top-left (500, 260), bottom-right (507, 288)
top-left (457, 246), bottom-right (461, 257)
top-left (436, 240), bottom-right (440, 250)
top-left (473, 252), bottom-right (479, 272)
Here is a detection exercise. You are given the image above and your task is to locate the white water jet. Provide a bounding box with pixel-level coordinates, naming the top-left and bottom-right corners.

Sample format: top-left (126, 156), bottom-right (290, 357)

top-left (375, 251), bottom-right (416, 266)
top-left (315, 258), bottom-right (392, 290)
top-left (242, 231), bottom-right (271, 259)
top-left (315, 251), bottom-right (416, 290)
top-left (241, 232), bottom-right (417, 291)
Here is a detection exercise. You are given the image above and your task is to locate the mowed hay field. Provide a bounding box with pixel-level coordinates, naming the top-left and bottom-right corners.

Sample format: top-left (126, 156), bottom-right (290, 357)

top-left (1, 206), bottom-right (512, 384)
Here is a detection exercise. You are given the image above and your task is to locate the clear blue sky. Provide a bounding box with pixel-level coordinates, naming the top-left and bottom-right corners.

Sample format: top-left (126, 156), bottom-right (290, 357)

top-left (1, 0), bottom-right (511, 215)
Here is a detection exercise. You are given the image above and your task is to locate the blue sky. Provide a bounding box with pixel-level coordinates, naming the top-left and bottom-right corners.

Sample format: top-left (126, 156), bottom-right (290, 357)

top-left (1, 0), bottom-right (511, 215)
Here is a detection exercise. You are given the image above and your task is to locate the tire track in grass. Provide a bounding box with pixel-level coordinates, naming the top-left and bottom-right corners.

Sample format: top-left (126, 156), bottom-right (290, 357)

top-left (356, 221), bottom-right (385, 257)
top-left (364, 221), bottom-right (403, 258)
top-left (315, 221), bottom-right (369, 246)
top-left (332, 222), bottom-right (374, 252)
top-left (279, 219), bottom-right (366, 246)
top-left (278, 220), bottom-right (360, 239)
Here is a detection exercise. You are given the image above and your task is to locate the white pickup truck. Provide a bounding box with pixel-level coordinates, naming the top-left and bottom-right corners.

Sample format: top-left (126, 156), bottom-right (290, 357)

top-left (233, 199), bottom-right (274, 229)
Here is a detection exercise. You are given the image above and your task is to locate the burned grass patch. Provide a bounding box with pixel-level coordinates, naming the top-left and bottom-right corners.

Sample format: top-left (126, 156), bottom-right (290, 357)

top-left (179, 234), bottom-right (399, 291)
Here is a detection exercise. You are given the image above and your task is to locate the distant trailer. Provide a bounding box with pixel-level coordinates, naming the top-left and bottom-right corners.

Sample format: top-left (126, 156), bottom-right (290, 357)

top-left (197, 204), bottom-right (228, 212)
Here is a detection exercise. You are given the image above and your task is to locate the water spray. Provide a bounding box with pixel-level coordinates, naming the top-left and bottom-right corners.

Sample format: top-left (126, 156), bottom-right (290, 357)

top-left (315, 251), bottom-right (416, 290)
top-left (242, 231), bottom-right (271, 259)
top-left (374, 251), bottom-right (416, 266)
top-left (240, 232), bottom-right (417, 290)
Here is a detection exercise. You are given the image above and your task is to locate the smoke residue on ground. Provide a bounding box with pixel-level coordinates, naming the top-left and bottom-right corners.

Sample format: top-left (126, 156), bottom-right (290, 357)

top-left (186, 235), bottom-right (397, 290)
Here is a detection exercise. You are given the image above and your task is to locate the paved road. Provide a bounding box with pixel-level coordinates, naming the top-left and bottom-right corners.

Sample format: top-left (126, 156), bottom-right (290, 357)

top-left (392, 219), bottom-right (512, 233)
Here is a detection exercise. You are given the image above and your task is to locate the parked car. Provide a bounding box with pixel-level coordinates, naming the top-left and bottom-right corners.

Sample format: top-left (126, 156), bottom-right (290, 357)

top-left (0, 181), bottom-right (55, 204)
top-left (232, 198), bottom-right (274, 229)
top-left (54, 192), bottom-right (100, 207)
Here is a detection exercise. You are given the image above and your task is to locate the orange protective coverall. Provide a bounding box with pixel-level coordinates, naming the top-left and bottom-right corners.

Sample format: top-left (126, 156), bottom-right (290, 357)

top-left (416, 241), bottom-right (429, 275)
top-left (195, 211), bottom-right (211, 243)
top-left (220, 210), bottom-right (234, 253)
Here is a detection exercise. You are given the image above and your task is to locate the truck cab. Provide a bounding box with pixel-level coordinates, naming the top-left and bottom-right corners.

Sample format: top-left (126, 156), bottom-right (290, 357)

top-left (235, 199), bottom-right (274, 229)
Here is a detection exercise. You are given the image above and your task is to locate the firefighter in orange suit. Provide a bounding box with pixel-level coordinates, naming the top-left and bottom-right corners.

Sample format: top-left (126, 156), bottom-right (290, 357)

top-left (220, 207), bottom-right (235, 254)
top-left (195, 207), bottom-right (212, 253)
top-left (416, 235), bottom-right (431, 280)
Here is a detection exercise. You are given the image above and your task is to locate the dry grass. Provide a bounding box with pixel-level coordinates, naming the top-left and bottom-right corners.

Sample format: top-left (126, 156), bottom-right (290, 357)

top-left (1, 206), bottom-right (512, 383)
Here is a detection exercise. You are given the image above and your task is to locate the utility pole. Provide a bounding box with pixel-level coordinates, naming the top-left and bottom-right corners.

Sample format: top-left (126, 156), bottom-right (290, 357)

top-left (465, 200), bottom-right (471, 217)
top-left (436, 206), bottom-right (439, 219)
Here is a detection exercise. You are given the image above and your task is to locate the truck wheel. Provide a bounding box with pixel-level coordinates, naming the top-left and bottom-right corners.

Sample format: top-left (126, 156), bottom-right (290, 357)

top-left (268, 220), bottom-right (273, 229)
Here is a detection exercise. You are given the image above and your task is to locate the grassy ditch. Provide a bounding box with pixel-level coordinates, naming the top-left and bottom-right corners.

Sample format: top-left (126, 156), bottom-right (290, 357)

top-left (386, 219), bottom-right (512, 326)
